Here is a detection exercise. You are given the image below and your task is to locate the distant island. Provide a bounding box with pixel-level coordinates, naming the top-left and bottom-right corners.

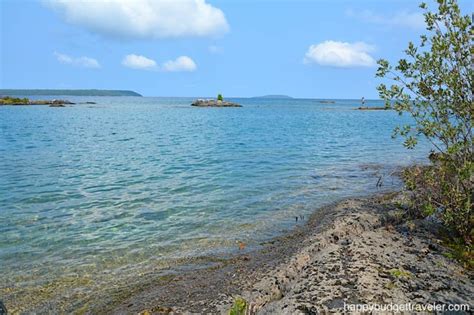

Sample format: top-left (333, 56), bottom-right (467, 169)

top-left (252, 95), bottom-right (293, 99)
top-left (0, 89), bottom-right (142, 97)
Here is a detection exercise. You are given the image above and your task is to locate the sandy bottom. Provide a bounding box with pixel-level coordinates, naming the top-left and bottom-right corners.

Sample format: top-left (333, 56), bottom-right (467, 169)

top-left (111, 192), bottom-right (473, 314)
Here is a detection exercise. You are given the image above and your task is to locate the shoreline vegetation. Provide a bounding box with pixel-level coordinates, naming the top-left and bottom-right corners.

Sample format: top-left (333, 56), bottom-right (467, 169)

top-left (376, 1), bottom-right (472, 247)
top-left (109, 192), bottom-right (472, 314)
top-left (0, 89), bottom-right (142, 97)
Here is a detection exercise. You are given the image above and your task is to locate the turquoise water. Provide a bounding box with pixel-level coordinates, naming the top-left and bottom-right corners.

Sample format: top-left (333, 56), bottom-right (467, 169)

top-left (0, 97), bottom-right (430, 311)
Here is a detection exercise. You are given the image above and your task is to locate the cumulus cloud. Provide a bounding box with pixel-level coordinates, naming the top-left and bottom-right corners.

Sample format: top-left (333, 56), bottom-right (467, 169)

top-left (346, 9), bottom-right (424, 29)
top-left (304, 41), bottom-right (375, 68)
top-left (54, 52), bottom-right (101, 68)
top-left (44, 0), bottom-right (229, 39)
top-left (122, 54), bottom-right (157, 70)
top-left (122, 54), bottom-right (197, 72)
top-left (162, 56), bottom-right (197, 72)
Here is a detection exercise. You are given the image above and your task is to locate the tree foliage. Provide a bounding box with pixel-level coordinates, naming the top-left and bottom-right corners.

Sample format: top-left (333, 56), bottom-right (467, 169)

top-left (376, 0), bottom-right (473, 244)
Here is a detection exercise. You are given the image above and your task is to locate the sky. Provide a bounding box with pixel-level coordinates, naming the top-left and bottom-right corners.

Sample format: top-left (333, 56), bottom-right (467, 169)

top-left (0, 0), bottom-right (472, 98)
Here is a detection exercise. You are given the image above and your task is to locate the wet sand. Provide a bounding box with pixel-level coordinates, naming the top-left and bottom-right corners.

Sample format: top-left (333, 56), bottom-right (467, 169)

top-left (111, 192), bottom-right (473, 314)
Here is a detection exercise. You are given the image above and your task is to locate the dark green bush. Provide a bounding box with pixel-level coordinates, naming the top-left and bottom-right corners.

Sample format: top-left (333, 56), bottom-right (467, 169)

top-left (376, 0), bottom-right (473, 244)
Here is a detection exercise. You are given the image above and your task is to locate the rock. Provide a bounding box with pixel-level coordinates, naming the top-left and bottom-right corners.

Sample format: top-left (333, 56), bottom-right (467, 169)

top-left (30, 99), bottom-right (75, 105)
top-left (191, 99), bottom-right (242, 107)
top-left (51, 99), bottom-right (74, 105)
top-left (340, 239), bottom-right (351, 246)
top-left (420, 248), bottom-right (430, 256)
top-left (356, 106), bottom-right (389, 111)
top-left (0, 301), bottom-right (7, 315)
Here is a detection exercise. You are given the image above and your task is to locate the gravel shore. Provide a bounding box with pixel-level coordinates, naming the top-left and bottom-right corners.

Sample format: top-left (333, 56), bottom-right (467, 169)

top-left (113, 193), bottom-right (473, 314)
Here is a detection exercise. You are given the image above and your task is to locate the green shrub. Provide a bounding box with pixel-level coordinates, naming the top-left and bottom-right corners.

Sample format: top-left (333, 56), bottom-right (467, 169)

top-left (389, 268), bottom-right (412, 279)
top-left (229, 297), bottom-right (247, 315)
top-left (442, 236), bottom-right (474, 269)
top-left (376, 1), bottom-right (473, 244)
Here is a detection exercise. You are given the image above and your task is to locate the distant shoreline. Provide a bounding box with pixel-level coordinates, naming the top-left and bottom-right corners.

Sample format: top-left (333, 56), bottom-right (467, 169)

top-left (0, 89), bottom-right (142, 97)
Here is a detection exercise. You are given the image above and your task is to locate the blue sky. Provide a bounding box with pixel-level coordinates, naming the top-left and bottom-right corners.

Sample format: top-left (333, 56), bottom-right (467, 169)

top-left (0, 0), bottom-right (472, 98)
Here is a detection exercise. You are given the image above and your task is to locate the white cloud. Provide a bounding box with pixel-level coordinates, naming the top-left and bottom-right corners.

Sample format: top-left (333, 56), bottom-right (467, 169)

top-left (44, 0), bottom-right (229, 39)
top-left (54, 52), bottom-right (101, 68)
top-left (122, 54), bottom-right (197, 72)
top-left (304, 41), bottom-right (375, 68)
top-left (162, 56), bottom-right (197, 72)
top-left (122, 54), bottom-right (157, 70)
top-left (346, 9), bottom-right (424, 29)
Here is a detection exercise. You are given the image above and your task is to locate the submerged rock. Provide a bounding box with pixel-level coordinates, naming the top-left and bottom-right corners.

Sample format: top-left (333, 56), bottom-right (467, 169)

top-left (191, 99), bottom-right (242, 107)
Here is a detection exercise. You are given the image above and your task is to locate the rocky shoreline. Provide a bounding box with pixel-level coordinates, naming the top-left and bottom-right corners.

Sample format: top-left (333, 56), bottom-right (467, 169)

top-left (112, 192), bottom-right (473, 314)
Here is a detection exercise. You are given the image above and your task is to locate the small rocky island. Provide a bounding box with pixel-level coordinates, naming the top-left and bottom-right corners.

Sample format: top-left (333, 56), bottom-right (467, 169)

top-left (191, 94), bottom-right (242, 107)
top-left (0, 96), bottom-right (74, 107)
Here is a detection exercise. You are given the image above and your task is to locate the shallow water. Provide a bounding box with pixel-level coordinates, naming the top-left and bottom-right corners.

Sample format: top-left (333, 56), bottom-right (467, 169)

top-left (0, 97), bottom-right (430, 311)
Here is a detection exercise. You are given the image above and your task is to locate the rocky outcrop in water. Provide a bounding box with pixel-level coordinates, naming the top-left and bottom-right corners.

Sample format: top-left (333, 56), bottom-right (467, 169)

top-left (191, 99), bottom-right (242, 107)
top-left (0, 96), bottom-right (75, 106)
top-left (356, 106), bottom-right (390, 110)
top-left (31, 99), bottom-right (75, 105)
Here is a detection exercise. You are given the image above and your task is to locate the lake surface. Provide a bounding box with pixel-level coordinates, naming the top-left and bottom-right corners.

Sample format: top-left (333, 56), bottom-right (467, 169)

top-left (0, 97), bottom-right (430, 312)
